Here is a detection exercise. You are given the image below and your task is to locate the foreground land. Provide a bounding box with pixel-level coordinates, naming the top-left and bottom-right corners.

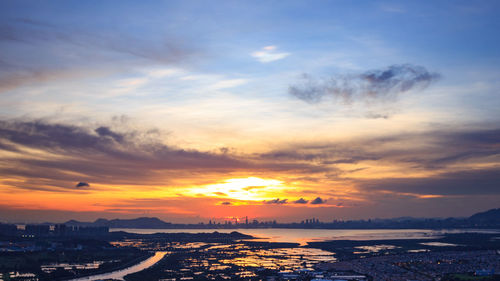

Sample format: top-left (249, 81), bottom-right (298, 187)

top-left (0, 232), bottom-right (499, 281)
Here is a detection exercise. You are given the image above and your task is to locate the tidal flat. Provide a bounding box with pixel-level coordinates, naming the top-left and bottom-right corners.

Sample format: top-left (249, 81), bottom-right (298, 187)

top-left (1, 231), bottom-right (500, 281)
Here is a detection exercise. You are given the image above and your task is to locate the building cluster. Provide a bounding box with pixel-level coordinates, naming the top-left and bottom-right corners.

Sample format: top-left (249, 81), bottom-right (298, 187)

top-left (0, 223), bottom-right (17, 236)
top-left (52, 224), bottom-right (109, 237)
top-left (301, 218), bottom-right (322, 225)
top-left (269, 270), bottom-right (366, 281)
top-left (322, 250), bottom-right (500, 280)
top-left (206, 217), bottom-right (278, 227)
top-left (0, 222), bottom-right (108, 238)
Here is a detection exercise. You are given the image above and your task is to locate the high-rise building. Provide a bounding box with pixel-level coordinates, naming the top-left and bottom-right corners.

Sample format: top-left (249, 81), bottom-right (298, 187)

top-left (0, 223), bottom-right (17, 236)
top-left (25, 224), bottom-right (50, 236)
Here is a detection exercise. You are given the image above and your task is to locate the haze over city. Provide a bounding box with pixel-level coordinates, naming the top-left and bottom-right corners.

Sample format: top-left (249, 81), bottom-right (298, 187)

top-left (1, 0), bottom-right (499, 224)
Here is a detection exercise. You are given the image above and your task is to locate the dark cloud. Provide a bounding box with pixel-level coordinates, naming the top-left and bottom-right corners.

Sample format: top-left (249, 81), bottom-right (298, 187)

top-left (396, 129), bottom-right (500, 169)
top-left (0, 119), bottom-right (248, 189)
top-left (261, 146), bottom-right (379, 164)
top-left (76, 182), bottom-right (90, 188)
top-left (0, 119), bottom-right (237, 167)
top-left (0, 120), bottom-right (126, 154)
top-left (261, 128), bottom-right (500, 170)
top-left (95, 126), bottom-right (124, 143)
top-left (264, 198), bottom-right (288, 204)
top-left (359, 168), bottom-right (500, 196)
top-left (310, 197), bottom-right (326, 204)
top-left (294, 198), bottom-right (309, 204)
top-left (289, 64), bottom-right (440, 104)
top-left (220, 201), bottom-right (231, 205)
top-left (0, 119), bottom-right (328, 191)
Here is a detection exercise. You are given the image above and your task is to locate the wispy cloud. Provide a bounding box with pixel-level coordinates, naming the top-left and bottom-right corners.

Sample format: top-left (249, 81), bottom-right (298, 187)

top-left (0, 18), bottom-right (197, 93)
top-left (209, 78), bottom-right (248, 90)
top-left (289, 64), bottom-right (440, 104)
top-left (365, 112), bottom-right (390, 119)
top-left (251, 45), bottom-right (290, 63)
top-left (380, 4), bottom-right (406, 13)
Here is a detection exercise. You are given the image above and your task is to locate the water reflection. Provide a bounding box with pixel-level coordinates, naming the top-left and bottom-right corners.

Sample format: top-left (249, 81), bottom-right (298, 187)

top-left (219, 247), bottom-right (335, 270)
top-left (112, 228), bottom-right (500, 245)
top-left (174, 243), bottom-right (334, 271)
top-left (420, 242), bottom-right (459, 247)
top-left (353, 244), bottom-right (399, 254)
top-left (41, 261), bottom-right (104, 273)
top-left (69, 251), bottom-right (167, 281)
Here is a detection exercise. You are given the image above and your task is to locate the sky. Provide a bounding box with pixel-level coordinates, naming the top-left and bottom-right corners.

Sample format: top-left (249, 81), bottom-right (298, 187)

top-left (0, 0), bottom-right (499, 223)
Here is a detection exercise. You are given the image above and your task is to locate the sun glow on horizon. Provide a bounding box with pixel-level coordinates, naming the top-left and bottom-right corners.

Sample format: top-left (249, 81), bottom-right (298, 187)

top-left (186, 177), bottom-right (286, 202)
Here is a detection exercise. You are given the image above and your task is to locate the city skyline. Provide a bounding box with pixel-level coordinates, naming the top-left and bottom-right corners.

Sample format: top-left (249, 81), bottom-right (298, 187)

top-left (1, 0), bottom-right (499, 223)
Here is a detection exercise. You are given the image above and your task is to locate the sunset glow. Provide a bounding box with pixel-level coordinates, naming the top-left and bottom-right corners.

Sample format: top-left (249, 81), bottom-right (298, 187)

top-left (0, 0), bottom-right (499, 224)
top-left (187, 177), bottom-right (286, 202)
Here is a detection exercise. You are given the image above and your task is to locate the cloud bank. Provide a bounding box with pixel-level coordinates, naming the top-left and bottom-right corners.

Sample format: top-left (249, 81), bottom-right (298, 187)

top-left (0, 118), bottom-right (498, 217)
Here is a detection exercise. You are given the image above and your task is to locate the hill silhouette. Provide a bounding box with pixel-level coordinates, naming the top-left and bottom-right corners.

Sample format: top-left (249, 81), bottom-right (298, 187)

top-left (65, 217), bottom-right (172, 229)
top-left (61, 208), bottom-right (500, 229)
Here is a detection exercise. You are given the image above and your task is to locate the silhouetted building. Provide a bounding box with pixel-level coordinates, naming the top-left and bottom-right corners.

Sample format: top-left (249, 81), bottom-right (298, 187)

top-left (72, 226), bottom-right (109, 236)
top-left (54, 224), bottom-right (68, 236)
top-left (25, 224), bottom-right (50, 236)
top-left (0, 223), bottom-right (17, 236)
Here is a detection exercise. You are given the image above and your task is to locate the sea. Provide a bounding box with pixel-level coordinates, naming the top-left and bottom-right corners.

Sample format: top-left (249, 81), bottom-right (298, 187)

top-left (110, 228), bottom-right (500, 245)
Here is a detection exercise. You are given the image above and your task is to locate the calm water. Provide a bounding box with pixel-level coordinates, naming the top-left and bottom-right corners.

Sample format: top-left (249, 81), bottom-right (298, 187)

top-left (69, 251), bottom-right (167, 281)
top-left (110, 228), bottom-right (500, 245)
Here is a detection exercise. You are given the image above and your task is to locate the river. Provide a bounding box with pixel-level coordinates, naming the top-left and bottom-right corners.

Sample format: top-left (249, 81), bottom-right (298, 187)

top-left (69, 251), bottom-right (167, 281)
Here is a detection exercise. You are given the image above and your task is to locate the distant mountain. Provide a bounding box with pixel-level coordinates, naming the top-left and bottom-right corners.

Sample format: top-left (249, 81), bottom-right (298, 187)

top-left (57, 208), bottom-right (500, 230)
top-left (469, 208), bottom-right (500, 223)
top-left (64, 219), bottom-right (94, 227)
top-left (65, 217), bottom-right (172, 229)
top-left (100, 217), bottom-right (172, 228)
